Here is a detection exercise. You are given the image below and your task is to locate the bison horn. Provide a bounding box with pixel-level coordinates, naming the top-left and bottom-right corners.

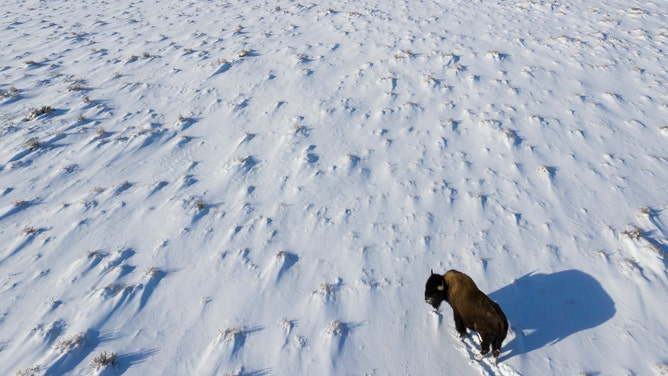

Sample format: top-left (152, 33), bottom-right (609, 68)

top-left (437, 282), bottom-right (445, 291)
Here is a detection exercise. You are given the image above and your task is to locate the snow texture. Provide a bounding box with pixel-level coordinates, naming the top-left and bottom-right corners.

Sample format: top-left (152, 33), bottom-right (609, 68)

top-left (1, 0), bottom-right (667, 375)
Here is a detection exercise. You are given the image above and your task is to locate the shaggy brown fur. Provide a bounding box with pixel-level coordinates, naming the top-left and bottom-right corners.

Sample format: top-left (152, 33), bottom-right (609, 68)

top-left (425, 269), bottom-right (508, 361)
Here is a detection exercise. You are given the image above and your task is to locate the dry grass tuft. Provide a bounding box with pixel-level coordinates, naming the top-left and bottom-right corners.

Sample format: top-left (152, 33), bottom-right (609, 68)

top-left (622, 226), bottom-right (643, 240)
top-left (278, 317), bottom-right (294, 332)
top-left (146, 267), bottom-right (160, 279)
top-left (91, 351), bottom-right (117, 369)
top-left (12, 199), bottom-right (28, 207)
top-left (1, 86), bottom-right (21, 99)
top-left (639, 207), bottom-right (653, 216)
top-left (22, 226), bottom-right (38, 236)
top-left (91, 186), bottom-right (106, 193)
top-left (224, 366), bottom-right (246, 376)
top-left (318, 282), bottom-right (335, 295)
top-left (653, 362), bottom-right (668, 375)
top-left (194, 199), bottom-right (207, 210)
top-left (314, 280), bottom-right (341, 299)
top-left (101, 283), bottom-right (128, 297)
top-left (16, 365), bottom-right (41, 376)
top-left (25, 106), bottom-right (54, 121)
top-left (219, 326), bottom-right (246, 343)
top-left (54, 333), bottom-right (86, 352)
top-left (324, 320), bottom-right (346, 336)
top-left (67, 83), bottom-right (87, 92)
top-left (25, 138), bottom-right (42, 151)
top-left (86, 249), bottom-right (108, 259)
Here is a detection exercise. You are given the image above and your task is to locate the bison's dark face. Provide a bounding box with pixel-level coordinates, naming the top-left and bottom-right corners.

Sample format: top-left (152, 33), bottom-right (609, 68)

top-left (425, 271), bottom-right (448, 309)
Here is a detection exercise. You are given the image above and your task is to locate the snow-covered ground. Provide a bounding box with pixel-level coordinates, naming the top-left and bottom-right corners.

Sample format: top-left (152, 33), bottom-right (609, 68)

top-left (1, 0), bottom-right (667, 374)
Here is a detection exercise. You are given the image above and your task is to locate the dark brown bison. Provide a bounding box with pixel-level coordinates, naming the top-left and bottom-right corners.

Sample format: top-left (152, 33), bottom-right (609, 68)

top-left (425, 269), bottom-right (508, 362)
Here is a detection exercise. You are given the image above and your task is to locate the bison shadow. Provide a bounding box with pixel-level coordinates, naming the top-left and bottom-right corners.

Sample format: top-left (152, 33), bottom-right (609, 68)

top-left (489, 269), bottom-right (615, 362)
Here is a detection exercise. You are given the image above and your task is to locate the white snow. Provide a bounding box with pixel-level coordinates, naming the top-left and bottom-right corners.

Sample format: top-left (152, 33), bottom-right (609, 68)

top-left (1, 0), bottom-right (667, 375)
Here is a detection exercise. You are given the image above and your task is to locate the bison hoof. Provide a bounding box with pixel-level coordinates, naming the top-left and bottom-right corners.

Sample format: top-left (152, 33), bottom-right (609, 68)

top-left (474, 352), bottom-right (485, 361)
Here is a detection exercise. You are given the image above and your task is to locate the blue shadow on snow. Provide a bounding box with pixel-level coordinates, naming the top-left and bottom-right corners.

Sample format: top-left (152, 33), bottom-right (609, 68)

top-left (489, 269), bottom-right (615, 362)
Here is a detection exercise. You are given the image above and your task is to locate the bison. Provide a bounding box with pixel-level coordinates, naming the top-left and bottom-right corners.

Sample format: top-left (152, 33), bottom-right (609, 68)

top-left (425, 269), bottom-right (508, 362)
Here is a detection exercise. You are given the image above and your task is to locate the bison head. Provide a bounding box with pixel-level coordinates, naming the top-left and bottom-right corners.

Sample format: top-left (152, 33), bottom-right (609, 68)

top-left (425, 270), bottom-right (448, 309)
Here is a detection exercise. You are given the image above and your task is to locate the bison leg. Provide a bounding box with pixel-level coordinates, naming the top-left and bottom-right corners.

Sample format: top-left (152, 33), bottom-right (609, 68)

top-left (452, 310), bottom-right (467, 338)
top-left (479, 335), bottom-right (491, 357)
top-left (492, 337), bottom-right (502, 359)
